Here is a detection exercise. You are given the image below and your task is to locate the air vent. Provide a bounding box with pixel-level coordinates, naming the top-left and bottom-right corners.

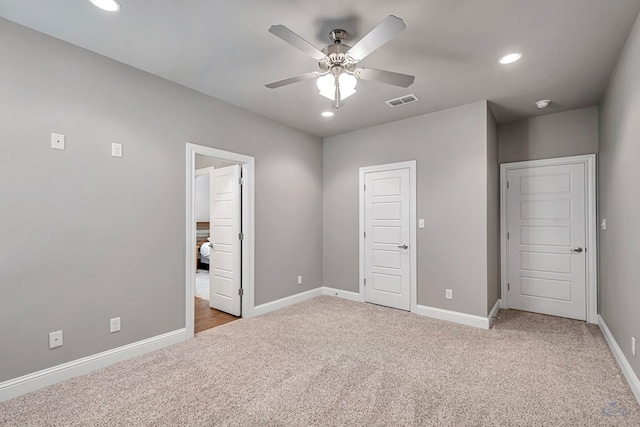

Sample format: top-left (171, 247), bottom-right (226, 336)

top-left (385, 94), bottom-right (419, 108)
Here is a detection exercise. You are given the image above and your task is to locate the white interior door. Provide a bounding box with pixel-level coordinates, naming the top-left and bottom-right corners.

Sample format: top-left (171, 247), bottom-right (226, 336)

top-left (507, 163), bottom-right (586, 320)
top-left (209, 165), bottom-right (241, 316)
top-left (364, 168), bottom-right (411, 311)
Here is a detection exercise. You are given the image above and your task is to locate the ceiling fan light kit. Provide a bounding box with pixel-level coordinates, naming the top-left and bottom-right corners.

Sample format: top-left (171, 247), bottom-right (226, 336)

top-left (265, 15), bottom-right (415, 110)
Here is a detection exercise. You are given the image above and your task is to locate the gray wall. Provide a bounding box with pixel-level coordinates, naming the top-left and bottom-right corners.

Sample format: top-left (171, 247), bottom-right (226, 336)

top-left (499, 106), bottom-right (598, 164)
top-left (0, 19), bottom-right (323, 382)
top-left (323, 101), bottom-right (492, 317)
top-left (598, 12), bottom-right (640, 379)
top-left (486, 108), bottom-right (500, 313)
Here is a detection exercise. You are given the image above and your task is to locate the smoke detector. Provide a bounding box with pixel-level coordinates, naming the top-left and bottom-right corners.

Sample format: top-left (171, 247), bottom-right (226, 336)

top-left (535, 99), bottom-right (551, 109)
top-left (385, 94), bottom-right (419, 108)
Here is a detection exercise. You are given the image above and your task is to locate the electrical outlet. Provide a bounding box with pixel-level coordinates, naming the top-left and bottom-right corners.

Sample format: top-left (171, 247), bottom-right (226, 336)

top-left (51, 133), bottom-right (65, 150)
top-left (633, 337), bottom-right (636, 357)
top-left (110, 317), bottom-right (121, 333)
top-left (49, 330), bottom-right (63, 349)
top-left (445, 289), bottom-right (453, 300)
top-left (297, 275), bottom-right (303, 285)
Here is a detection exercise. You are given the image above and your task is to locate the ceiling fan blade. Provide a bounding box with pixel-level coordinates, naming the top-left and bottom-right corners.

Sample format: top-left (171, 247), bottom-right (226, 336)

top-left (268, 25), bottom-right (326, 61)
top-left (357, 68), bottom-right (415, 88)
top-left (265, 72), bottom-right (320, 89)
top-left (347, 15), bottom-right (406, 61)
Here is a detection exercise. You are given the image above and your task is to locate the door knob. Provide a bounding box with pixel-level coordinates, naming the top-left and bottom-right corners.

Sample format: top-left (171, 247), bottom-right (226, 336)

top-left (398, 244), bottom-right (408, 249)
top-left (571, 247), bottom-right (583, 253)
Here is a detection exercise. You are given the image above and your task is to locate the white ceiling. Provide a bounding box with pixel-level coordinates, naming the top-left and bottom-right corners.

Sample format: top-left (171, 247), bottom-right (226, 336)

top-left (2, 0), bottom-right (640, 137)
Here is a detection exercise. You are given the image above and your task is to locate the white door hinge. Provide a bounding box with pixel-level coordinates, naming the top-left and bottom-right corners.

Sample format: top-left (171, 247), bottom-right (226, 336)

top-left (239, 288), bottom-right (243, 296)
top-left (364, 184), bottom-right (366, 191)
top-left (239, 232), bottom-right (244, 240)
top-left (508, 283), bottom-right (510, 291)
top-left (507, 232), bottom-right (509, 240)
top-left (507, 181), bottom-right (509, 189)
top-left (364, 278), bottom-right (366, 286)
top-left (239, 177), bottom-right (244, 185)
top-left (364, 231), bottom-right (366, 238)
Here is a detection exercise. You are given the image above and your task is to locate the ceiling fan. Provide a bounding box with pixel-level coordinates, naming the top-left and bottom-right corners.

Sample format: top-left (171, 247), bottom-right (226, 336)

top-left (265, 15), bottom-right (415, 109)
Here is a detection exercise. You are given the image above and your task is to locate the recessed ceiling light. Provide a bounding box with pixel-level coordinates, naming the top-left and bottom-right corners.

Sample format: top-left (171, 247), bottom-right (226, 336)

top-left (499, 52), bottom-right (522, 65)
top-left (89, 0), bottom-right (121, 12)
top-left (535, 99), bottom-right (551, 109)
top-left (321, 111), bottom-right (334, 118)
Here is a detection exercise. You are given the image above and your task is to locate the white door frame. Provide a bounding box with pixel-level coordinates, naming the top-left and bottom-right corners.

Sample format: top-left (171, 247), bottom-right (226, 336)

top-left (359, 160), bottom-right (417, 311)
top-left (500, 154), bottom-right (597, 324)
top-left (185, 143), bottom-right (256, 339)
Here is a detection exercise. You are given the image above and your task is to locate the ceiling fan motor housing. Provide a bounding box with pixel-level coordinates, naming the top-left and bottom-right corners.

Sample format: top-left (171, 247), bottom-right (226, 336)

top-left (319, 41), bottom-right (356, 72)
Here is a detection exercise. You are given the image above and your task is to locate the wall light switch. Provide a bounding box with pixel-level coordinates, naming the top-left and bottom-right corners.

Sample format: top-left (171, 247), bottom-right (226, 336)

top-left (419, 219), bottom-right (425, 229)
top-left (51, 133), bottom-right (65, 150)
top-left (445, 289), bottom-right (453, 300)
top-left (111, 143), bottom-right (123, 158)
top-left (632, 337), bottom-right (636, 357)
top-left (601, 219), bottom-right (607, 230)
top-left (297, 275), bottom-right (303, 285)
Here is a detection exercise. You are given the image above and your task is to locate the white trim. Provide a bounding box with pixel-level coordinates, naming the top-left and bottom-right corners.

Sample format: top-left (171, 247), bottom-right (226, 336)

top-left (253, 288), bottom-right (323, 317)
top-left (413, 305), bottom-right (493, 330)
top-left (598, 315), bottom-right (640, 405)
top-left (322, 287), bottom-right (364, 302)
top-left (500, 154), bottom-right (598, 323)
top-left (185, 143), bottom-right (256, 341)
top-left (359, 160), bottom-right (417, 311)
top-left (488, 299), bottom-right (501, 328)
top-left (0, 329), bottom-right (186, 403)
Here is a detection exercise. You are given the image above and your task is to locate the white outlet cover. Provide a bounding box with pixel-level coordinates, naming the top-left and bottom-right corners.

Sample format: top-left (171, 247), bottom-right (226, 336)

top-left (419, 219), bottom-right (425, 229)
top-left (445, 289), bottom-right (453, 299)
top-left (110, 317), bottom-right (121, 333)
top-left (297, 275), bottom-right (303, 285)
top-left (51, 133), bottom-right (65, 150)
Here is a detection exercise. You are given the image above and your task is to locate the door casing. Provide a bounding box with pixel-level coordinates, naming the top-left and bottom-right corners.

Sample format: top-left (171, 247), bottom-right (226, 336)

top-left (185, 143), bottom-right (255, 339)
top-left (359, 160), bottom-right (417, 312)
top-left (500, 154), bottom-right (597, 323)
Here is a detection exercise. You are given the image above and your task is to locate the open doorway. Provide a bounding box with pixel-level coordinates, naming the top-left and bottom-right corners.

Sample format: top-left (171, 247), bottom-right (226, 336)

top-left (194, 157), bottom-right (240, 333)
top-left (185, 144), bottom-right (255, 339)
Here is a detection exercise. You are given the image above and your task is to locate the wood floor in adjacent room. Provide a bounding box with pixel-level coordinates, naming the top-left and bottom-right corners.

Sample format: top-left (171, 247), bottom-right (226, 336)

top-left (194, 296), bottom-right (238, 333)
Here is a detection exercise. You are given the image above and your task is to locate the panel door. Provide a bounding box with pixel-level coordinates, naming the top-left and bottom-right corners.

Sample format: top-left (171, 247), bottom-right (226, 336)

top-left (507, 163), bottom-right (586, 320)
top-left (364, 168), bottom-right (411, 311)
top-left (209, 165), bottom-right (241, 316)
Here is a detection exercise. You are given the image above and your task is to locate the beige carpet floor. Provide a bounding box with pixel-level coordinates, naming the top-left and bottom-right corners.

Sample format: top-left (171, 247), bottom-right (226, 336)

top-left (1, 296), bottom-right (639, 426)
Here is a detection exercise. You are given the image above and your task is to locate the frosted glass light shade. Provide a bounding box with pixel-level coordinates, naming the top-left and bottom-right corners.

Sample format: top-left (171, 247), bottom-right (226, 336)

top-left (316, 73), bottom-right (357, 101)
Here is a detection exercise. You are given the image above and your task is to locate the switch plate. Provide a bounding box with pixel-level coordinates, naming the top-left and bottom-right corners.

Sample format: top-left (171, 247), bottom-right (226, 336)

top-left (445, 289), bottom-right (453, 300)
top-left (51, 133), bottom-right (65, 150)
top-left (601, 219), bottom-right (607, 230)
top-left (297, 275), bottom-right (303, 285)
top-left (110, 317), bottom-right (121, 333)
top-left (419, 219), bottom-right (425, 229)
top-left (633, 337), bottom-right (636, 356)
top-left (49, 330), bottom-right (63, 349)
top-left (111, 143), bottom-right (123, 158)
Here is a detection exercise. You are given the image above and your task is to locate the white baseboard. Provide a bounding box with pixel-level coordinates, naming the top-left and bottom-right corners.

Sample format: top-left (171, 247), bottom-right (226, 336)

top-left (253, 287), bottom-right (323, 317)
top-left (413, 304), bottom-right (493, 329)
top-left (488, 299), bottom-right (501, 328)
top-left (598, 315), bottom-right (640, 405)
top-left (0, 328), bottom-right (186, 403)
top-left (322, 287), bottom-right (364, 302)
